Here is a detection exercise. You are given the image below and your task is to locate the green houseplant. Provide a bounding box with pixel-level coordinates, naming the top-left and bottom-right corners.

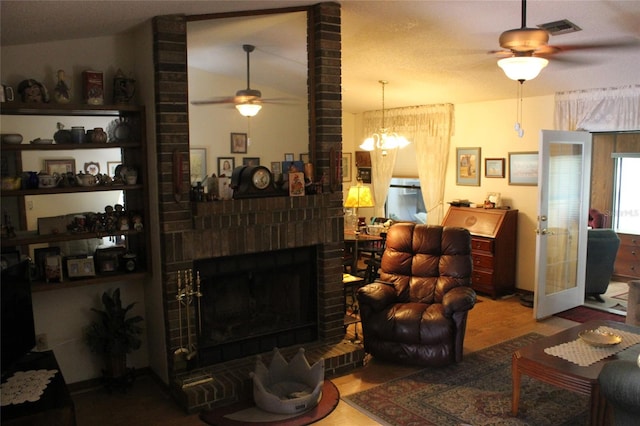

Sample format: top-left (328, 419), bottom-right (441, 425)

top-left (85, 288), bottom-right (144, 379)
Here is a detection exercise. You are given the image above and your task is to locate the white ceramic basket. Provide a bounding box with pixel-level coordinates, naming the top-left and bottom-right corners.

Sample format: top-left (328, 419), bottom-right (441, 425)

top-left (250, 347), bottom-right (324, 414)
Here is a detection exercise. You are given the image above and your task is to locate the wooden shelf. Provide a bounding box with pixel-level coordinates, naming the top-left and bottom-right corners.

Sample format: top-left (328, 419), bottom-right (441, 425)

top-left (1, 229), bottom-right (144, 247)
top-left (0, 141), bottom-right (140, 151)
top-left (32, 271), bottom-right (148, 292)
top-left (0, 102), bottom-right (142, 116)
top-left (1, 184), bottom-right (142, 196)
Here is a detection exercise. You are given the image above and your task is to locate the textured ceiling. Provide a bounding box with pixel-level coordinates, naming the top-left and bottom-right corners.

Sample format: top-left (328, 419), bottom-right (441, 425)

top-left (1, 0), bottom-right (639, 113)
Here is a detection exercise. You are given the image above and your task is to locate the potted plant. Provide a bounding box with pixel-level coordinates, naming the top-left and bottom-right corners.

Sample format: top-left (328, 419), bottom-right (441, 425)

top-left (85, 288), bottom-right (144, 379)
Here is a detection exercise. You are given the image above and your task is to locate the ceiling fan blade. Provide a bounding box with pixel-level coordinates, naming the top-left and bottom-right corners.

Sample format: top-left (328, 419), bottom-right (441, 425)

top-left (191, 96), bottom-right (235, 105)
top-left (548, 38), bottom-right (640, 53)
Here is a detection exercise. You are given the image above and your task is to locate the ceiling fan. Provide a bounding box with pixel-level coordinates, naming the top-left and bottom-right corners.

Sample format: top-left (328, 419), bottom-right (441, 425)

top-left (492, 0), bottom-right (638, 81)
top-left (192, 44), bottom-right (288, 117)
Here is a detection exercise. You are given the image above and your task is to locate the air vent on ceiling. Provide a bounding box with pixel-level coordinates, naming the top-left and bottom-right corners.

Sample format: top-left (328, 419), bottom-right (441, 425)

top-left (537, 19), bottom-right (582, 36)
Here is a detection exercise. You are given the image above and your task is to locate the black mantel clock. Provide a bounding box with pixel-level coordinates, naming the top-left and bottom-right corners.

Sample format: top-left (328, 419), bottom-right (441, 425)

top-left (230, 165), bottom-right (279, 199)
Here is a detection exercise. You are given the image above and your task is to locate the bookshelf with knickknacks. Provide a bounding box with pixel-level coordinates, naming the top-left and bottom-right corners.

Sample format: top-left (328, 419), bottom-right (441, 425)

top-left (0, 102), bottom-right (150, 292)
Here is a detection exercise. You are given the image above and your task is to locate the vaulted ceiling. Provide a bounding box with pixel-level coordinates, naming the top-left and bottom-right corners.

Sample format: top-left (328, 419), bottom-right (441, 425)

top-left (2, 1), bottom-right (639, 113)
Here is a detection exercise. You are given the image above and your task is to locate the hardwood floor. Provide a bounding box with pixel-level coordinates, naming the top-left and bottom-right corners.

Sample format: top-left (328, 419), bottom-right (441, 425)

top-left (71, 294), bottom-right (579, 426)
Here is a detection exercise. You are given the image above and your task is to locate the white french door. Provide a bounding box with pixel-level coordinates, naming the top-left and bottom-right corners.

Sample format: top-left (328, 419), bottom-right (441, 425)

top-left (534, 130), bottom-right (592, 319)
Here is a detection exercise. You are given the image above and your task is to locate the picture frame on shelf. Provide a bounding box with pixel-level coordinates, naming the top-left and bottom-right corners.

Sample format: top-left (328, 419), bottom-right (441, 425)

top-left (288, 172), bottom-right (305, 197)
top-left (456, 147), bottom-right (481, 186)
top-left (485, 192), bottom-right (502, 208)
top-left (230, 132), bottom-right (247, 153)
top-left (66, 256), bottom-right (96, 278)
top-left (509, 151), bottom-right (538, 186)
top-left (107, 161), bottom-right (121, 178)
top-left (44, 254), bottom-right (63, 283)
top-left (190, 148), bottom-right (207, 183)
top-left (342, 152), bottom-right (352, 182)
top-left (44, 159), bottom-right (75, 175)
top-left (217, 157), bottom-right (234, 177)
top-left (242, 157), bottom-right (260, 166)
top-left (484, 158), bottom-right (505, 178)
top-left (284, 153), bottom-right (294, 162)
top-left (95, 247), bottom-right (126, 274)
top-left (270, 161), bottom-right (282, 174)
top-left (282, 161), bottom-right (304, 174)
top-left (34, 247), bottom-right (61, 280)
top-left (300, 153), bottom-right (310, 163)
top-left (84, 161), bottom-right (100, 176)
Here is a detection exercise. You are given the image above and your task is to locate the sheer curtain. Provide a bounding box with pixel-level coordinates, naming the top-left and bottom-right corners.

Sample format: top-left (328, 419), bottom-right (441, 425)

top-left (362, 104), bottom-right (455, 223)
top-left (555, 85), bottom-right (640, 131)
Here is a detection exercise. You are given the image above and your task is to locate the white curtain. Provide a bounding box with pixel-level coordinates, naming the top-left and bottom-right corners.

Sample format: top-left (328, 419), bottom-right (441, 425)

top-left (554, 85), bottom-right (640, 131)
top-left (362, 104), bottom-right (455, 223)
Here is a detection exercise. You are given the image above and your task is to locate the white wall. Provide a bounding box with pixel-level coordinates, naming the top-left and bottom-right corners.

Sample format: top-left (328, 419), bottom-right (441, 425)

top-left (1, 33), bottom-right (151, 384)
top-left (343, 94), bottom-right (555, 293)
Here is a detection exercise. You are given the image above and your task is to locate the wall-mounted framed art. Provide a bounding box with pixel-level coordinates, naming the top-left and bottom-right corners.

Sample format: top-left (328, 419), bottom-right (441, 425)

top-left (456, 147), bottom-right (481, 186)
top-left (230, 132), bottom-right (247, 153)
top-left (189, 148), bottom-right (207, 183)
top-left (484, 158), bottom-right (505, 178)
top-left (342, 152), bottom-right (352, 182)
top-left (217, 157), bottom-right (234, 176)
top-left (44, 159), bottom-right (75, 175)
top-left (509, 151), bottom-right (538, 186)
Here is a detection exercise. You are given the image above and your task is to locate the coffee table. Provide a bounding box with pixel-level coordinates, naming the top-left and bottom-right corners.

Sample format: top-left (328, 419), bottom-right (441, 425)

top-left (512, 320), bottom-right (640, 425)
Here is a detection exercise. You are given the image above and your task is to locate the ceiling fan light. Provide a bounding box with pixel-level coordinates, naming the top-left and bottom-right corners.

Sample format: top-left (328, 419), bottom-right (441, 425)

top-left (359, 137), bottom-right (375, 151)
top-left (498, 56), bottom-right (549, 81)
top-left (236, 103), bottom-right (262, 117)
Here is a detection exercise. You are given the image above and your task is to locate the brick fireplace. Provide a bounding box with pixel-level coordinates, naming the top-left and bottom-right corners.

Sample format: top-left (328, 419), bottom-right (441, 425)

top-left (152, 3), bottom-right (364, 412)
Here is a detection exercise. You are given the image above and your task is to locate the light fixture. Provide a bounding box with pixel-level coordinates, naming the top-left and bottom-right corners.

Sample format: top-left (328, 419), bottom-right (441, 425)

top-left (344, 180), bottom-right (375, 232)
top-left (497, 56), bottom-right (548, 81)
top-left (360, 80), bottom-right (410, 152)
top-left (235, 101), bottom-right (262, 117)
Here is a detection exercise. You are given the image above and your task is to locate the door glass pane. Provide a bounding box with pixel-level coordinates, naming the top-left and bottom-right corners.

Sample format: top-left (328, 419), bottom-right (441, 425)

top-left (613, 156), bottom-right (640, 234)
top-left (545, 143), bottom-right (583, 295)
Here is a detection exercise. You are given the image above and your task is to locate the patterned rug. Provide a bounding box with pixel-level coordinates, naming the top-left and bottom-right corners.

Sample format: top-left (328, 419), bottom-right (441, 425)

top-left (343, 334), bottom-right (589, 426)
top-left (555, 306), bottom-right (625, 323)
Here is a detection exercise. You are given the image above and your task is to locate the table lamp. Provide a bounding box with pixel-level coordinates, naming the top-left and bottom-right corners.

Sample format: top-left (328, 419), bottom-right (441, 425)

top-left (344, 180), bottom-right (375, 232)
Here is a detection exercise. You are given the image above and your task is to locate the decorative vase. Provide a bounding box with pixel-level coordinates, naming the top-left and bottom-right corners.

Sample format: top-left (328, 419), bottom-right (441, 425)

top-left (53, 69), bottom-right (71, 104)
top-left (91, 127), bottom-right (107, 143)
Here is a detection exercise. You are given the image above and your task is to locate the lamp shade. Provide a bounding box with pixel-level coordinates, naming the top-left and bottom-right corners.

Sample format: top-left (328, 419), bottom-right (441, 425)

top-left (497, 56), bottom-right (548, 81)
top-left (236, 102), bottom-right (262, 117)
top-left (344, 184), bottom-right (375, 208)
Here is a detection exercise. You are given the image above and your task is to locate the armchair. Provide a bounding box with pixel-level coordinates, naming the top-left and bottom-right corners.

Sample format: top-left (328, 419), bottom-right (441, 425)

top-left (585, 229), bottom-right (620, 302)
top-left (356, 223), bottom-right (476, 367)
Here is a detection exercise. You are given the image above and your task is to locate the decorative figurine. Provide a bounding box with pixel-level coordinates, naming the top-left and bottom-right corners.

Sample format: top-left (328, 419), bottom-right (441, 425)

top-left (53, 69), bottom-right (71, 104)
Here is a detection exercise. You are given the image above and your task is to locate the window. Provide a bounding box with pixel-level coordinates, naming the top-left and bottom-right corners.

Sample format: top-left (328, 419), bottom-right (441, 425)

top-left (385, 178), bottom-right (426, 223)
top-left (612, 153), bottom-right (640, 234)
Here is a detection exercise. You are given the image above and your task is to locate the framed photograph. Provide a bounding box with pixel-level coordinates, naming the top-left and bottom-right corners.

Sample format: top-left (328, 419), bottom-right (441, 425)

top-left (358, 167), bottom-right (372, 184)
top-left (485, 158), bottom-right (505, 178)
top-left (44, 254), bottom-right (63, 283)
top-left (284, 153), bottom-right (294, 162)
top-left (342, 153), bottom-right (352, 182)
top-left (190, 148), bottom-right (207, 183)
top-left (107, 161), bottom-right (121, 177)
top-left (34, 247), bottom-right (61, 280)
top-left (84, 161), bottom-right (100, 176)
top-left (270, 161), bottom-right (282, 174)
top-left (217, 157), bottom-right (234, 176)
top-left (509, 151), bottom-right (539, 186)
top-left (242, 157), bottom-right (260, 166)
top-left (283, 161), bottom-right (304, 174)
top-left (456, 147), bottom-right (481, 186)
top-left (300, 153), bottom-right (310, 163)
top-left (485, 192), bottom-right (502, 208)
top-left (95, 247), bottom-right (126, 274)
top-left (44, 159), bottom-right (75, 175)
top-left (230, 133), bottom-right (247, 153)
top-left (66, 256), bottom-right (96, 278)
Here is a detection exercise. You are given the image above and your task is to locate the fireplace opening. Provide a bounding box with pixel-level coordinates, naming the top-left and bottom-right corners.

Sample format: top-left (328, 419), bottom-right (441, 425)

top-left (194, 246), bottom-right (318, 365)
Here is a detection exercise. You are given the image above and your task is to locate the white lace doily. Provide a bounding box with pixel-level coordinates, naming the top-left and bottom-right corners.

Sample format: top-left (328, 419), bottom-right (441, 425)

top-left (1, 369), bottom-right (58, 406)
top-left (544, 326), bottom-right (640, 367)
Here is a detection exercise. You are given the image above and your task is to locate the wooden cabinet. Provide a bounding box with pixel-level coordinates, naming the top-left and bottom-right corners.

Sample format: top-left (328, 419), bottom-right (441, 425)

top-left (1, 103), bottom-right (149, 292)
top-left (442, 206), bottom-right (518, 298)
top-left (613, 233), bottom-right (639, 281)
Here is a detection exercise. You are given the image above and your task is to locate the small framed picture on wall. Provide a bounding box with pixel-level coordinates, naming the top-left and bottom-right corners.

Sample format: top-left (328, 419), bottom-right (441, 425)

top-left (230, 133), bottom-right (248, 153)
top-left (218, 157), bottom-right (234, 176)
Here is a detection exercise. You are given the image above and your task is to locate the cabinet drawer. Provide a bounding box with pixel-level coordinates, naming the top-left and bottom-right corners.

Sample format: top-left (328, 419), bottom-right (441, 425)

top-left (472, 252), bottom-right (494, 269)
top-left (616, 247), bottom-right (639, 264)
top-left (471, 238), bottom-right (494, 253)
top-left (472, 270), bottom-right (493, 286)
top-left (618, 234), bottom-right (639, 247)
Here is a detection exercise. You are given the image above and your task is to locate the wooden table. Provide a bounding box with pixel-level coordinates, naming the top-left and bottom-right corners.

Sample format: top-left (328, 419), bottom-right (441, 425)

top-left (344, 231), bottom-right (382, 274)
top-left (511, 320), bottom-right (640, 425)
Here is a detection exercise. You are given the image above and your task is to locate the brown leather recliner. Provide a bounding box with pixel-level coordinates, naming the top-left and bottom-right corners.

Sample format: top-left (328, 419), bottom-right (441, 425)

top-left (356, 223), bottom-right (476, 367)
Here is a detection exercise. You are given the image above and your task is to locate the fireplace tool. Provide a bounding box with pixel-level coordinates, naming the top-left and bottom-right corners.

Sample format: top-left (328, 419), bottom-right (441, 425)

top-left (175, 269), bottom-right (202, 362)
top-left (174, 270), bottom-right (189, 361)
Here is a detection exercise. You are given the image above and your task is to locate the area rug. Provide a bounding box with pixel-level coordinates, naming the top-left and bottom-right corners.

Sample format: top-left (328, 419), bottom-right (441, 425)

top-left (343, 334), bottom-right (589, 426)
top-left (199, 380), bottom-right (339, 426)
top-left (554, 305), bottom-right (625, 323)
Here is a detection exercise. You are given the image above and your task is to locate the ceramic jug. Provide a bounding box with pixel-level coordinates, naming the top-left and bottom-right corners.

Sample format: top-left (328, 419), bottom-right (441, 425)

top-left (91, 127), bottom-right (107, 143)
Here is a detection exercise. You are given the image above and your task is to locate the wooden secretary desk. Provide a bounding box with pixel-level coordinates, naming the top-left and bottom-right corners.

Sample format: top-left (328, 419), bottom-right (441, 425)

top-left (442, 206), bottom-right (518, 298)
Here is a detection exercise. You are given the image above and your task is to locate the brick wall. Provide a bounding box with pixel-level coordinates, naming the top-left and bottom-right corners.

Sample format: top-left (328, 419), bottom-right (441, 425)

top-left (152, 2), bottom-right (344, 379)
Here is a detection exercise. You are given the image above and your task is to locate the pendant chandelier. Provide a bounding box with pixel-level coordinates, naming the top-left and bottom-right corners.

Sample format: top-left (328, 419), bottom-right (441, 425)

top-left (360, 80), bottom-right (410, 152)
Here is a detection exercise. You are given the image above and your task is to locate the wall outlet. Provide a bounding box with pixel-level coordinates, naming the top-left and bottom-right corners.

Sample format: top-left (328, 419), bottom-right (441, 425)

top-left (36, 333), bottom-right (48, 351)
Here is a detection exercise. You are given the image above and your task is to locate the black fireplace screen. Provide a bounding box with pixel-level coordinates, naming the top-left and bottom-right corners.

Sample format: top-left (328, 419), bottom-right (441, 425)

top-left (194, 246), bottom-right (318, 364)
